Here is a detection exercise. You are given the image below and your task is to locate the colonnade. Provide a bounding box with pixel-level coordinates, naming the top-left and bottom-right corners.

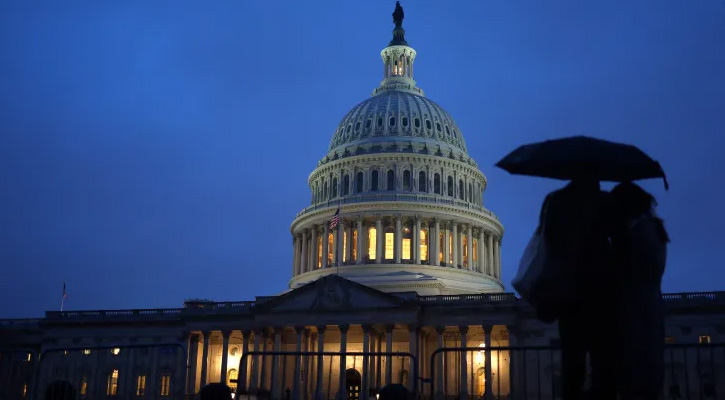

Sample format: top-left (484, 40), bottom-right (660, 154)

top-left (188, 324), bottom-right (506, 400)
top-left (292, 216), bottom-right (502, 279)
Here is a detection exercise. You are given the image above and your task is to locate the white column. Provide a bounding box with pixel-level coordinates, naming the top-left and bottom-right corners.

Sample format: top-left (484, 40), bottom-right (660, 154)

top-left (361, 325), bottom-right (371, 400)
top-left (337, 220), bottom-right (345, 266)
top-left (435, 327), bottom-right (445, 400)
top-left (322, 224), bottom-right (329, 269)
top-left (467, 225), bottom-right (473, 271)
top-left (220, 330), bottom-right (231, 384)
top-left (250, 330), bottom-right (262, 393)
top-left (293, 327), bottom-right (304, 400)
top-left (385, 325), bottom-right (393, 385)
top-left (496, 239), bottom-right (502, 278)
top-left (292, 235), bottom-right (299, 276)
top-left (443, 222), bottom-right (450, 267)
top-left (271, 328), bottom-right (282, 400)
top-left (375, 218), bottom-right (383, 264)
top-left (345, 223), bottom-right (352, 264)
top-left (356, 219), bottom-right (364, 265)
top-left (240, 331), bottom-right (251, 393)
top-left (452, 223), bottom-right (459, 268)
top-left (394, 216), bottom-right (402, 264)
top-left (339, 325), bottom-right (349, 400)
top-left (478, 229), bottom-right (485, 273)
top-left (483, 325), bottom-right (494, 400)
top-left (408, 326), bottom-right (419, 394)
top-left (315, 327), bottom-right (326, 399)
top-left (459, 326), bottom-right (468, 400)
top-left (300, 230), bottom-right (308, 274)
top-left (433, 219), bottom-right (441, 266)
top-left (200, 331), bottom-right (210, 388)
top-left (414, 218), bottom-right (421, 264)
top-left (310, 227), bottom-right (318, 271)
top-left (487, 233), bottom-right (494, 276)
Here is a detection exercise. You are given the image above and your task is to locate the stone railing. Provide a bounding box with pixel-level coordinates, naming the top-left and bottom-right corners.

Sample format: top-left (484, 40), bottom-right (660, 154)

top-left (0, 319), bottom-right (41, 328)
top-left (662, 291), bottom-right (725, 304)
top-left (418, 293), bottom-right (518, 303)
top-left (45, 308), bottom-right (185, 320)
top-left (296, 193), bottom-right (498, 220)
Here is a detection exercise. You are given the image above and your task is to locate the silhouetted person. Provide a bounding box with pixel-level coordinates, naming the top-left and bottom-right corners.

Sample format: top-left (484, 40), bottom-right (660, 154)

top-left (379, 383), bottom-right (408, 400)
top-left (45, 380), bottom-right (75, 400)
top-left (610, 182), bottom-right (668, 400)
top-left (537, 177), bottom-right (616, 400)
top-left (200, 383), bottom-right (232, 400)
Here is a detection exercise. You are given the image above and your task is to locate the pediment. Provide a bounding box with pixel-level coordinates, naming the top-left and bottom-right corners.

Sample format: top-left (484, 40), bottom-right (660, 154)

top-left (260, 274), bottom-right (410, 313)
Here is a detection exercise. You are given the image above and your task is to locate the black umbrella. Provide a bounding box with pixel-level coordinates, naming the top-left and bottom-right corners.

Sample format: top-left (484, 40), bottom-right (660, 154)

top-left (495, 136), bottom-right (668, 189)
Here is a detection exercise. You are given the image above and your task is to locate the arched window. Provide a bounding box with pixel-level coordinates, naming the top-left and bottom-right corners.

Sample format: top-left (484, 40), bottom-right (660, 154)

top-left (447, 176), bottom-right (454, 197)
top-left (317, 236), bottom-right (323, 268)
top-left (462, 235), bottom-right (468, 268)
top-left (420, 229), bottom-right (428, 262)
top-left (473, 238), bottom-right (478, 270)
top-left (389, 116), bottom-right (396, 127)
top-left (368, 227), bottom-right (377, 261)
top-left (343, 174), bottom-right (350, 196)
top-left (402, 227), bottom-right (412, 260)
top-left (352, 229), bottom-right (358, 262)
top-left (459, 179), bottom-right (464, 200)
top-left (439, 231), bottom-right (444, 264)
top-left (323, 182), bottom-right (328, 200)
top-left (332, 178), bottom-right (338, 198)
top-left (387, 170), bottom-right (395, 191)
top-left (384, 228), bottom-right (395, 260)
top-left (434, 173), bottom-right (441, 194)
top-left (356, 172), bottom-right (364, 193)
top-left (469, 183), bottom-right (473, 202)
top-left (419, 171), bottom-right (426, 192)
top-left (403, 170), bottom-right (411, 191)
top-left (371, 170), bottom-right (379, 191)
top-left (327, 232), bottom-right (334, 266)
top-left (227, 369), bottom-right (238, 391)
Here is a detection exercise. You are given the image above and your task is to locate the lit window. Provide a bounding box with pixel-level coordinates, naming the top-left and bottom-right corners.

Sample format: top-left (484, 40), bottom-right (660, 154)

top-left (420, 229), bottom-right (428, 262)
top-left (160, 374), bottom-right (171, 397)
top-left (229, 346), bottom-right (239, 356)
top-left (327, 233), bottom-right (334, 266)
top-left (111, 347), bottom-right (120, 356)
top-left (136, 375), bottom-right (146, 396)
top-left (80, 376), bottom-right (88, 396)
top-left (83, 349), bottom-right (91, 356)
top-left (385, 230), bottom-right (394, 260)
top-left (439, 232), bottom-right (444, 263)
top-left (317, 236), bottom-right (322, 268)
top-left (665, 336), bottom-right (676, 344)
top-left (343, 231), bottom-right (348, 263)
top-left (699, 335), bottom-right (711, 344)
top-left (449, 233), bottom-right (454, 263)
top-left (63, 350), bottom-right (68, 356)
top-left (23, 383), bottom-right (27, 398)
top-left (402, 228), bottom-right (411, 260)
top-left (25, 353), bottom-right (31, 362)
top-left (351, 230), bottom-right (358, 261)
top-left (462, 236), bottom-right (468, 267)
top-left (228, 369), bottom-right (239, 391)
top-left (107, 369), bottom-right (119, 396)
top-left (368, 227), bottom-right (377, 260)
top-left (473, 239), bottom-right (478, 267)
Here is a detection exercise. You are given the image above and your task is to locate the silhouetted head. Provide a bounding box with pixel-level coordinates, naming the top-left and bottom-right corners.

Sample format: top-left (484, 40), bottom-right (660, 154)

top-left (200, 383), bottom-right (232, 400)
top-left (611, 182), bottom-right (656, 219)
top-left (45, 381), bottom-right (75, 400)
top-left (379, 383), bottom-right (409, 400)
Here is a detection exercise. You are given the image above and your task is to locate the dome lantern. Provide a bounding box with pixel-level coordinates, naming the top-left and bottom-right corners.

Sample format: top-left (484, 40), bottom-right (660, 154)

top-left (374, 2), bottom-right (423, 97)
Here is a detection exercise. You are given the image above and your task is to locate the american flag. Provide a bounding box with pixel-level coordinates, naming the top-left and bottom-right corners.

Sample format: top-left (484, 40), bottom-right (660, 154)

top-left (329, 207), bottom-right (340, 230)
top-left (63, 282), bottom-right (68, 299)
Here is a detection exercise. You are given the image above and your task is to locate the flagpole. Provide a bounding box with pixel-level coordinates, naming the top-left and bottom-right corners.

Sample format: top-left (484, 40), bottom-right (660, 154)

top-left (60, 297), bottom-right (65, 312)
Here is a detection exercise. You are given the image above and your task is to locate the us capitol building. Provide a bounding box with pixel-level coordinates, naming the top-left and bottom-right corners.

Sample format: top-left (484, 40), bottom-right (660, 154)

top-left (1, 4), bottom-right (723, 400)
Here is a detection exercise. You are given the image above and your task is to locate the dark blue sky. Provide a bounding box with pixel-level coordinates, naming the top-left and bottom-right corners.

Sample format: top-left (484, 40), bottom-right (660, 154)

top-left (1, 1), bottom-right (724, 318)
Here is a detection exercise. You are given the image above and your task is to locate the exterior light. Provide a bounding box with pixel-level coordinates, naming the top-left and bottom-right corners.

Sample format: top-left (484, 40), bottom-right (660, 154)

top-left (83, 349), bottom-right (91, 355)
top-left (111, 347), bottom-right (121, 355)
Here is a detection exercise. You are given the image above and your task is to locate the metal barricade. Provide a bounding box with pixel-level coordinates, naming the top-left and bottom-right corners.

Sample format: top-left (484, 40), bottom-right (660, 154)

top-left (235, 351), bottom-right (417, 400)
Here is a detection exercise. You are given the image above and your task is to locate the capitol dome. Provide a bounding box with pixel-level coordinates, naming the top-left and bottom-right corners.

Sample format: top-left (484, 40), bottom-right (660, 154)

top-left (327, 91), bottom-right (471, 163)
top-left (289, 4), bottom-right (504, 295)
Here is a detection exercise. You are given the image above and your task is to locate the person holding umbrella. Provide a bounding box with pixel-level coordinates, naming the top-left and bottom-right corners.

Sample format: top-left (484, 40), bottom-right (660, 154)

top-left (499, 136), bottom-right (668, 400)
